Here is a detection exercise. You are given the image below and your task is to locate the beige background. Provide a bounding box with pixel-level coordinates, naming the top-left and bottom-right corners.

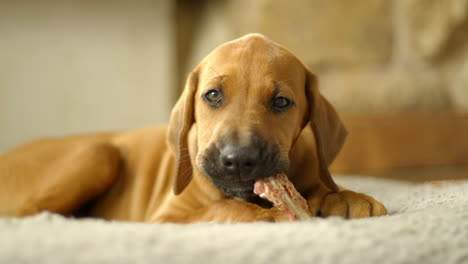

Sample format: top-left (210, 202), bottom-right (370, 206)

top-left (2, 0), bottom-right (468, 156)
top-left (0, 1), bottom-right (174, 151)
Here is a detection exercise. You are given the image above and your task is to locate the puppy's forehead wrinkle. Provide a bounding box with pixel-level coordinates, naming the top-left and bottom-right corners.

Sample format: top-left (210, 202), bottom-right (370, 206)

top-left (207, 65), bottom-right (225, 83)
top-left (274, 80), bottom-right (294, 90)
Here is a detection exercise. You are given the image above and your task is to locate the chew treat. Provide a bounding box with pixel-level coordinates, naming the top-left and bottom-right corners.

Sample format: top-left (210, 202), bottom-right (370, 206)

top-left (254, 173), bottom-right (313, 221)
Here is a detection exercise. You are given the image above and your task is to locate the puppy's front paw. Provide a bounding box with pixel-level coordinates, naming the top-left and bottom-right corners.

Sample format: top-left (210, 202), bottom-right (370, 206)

top-left (319, 190), bottom-right (387, 218)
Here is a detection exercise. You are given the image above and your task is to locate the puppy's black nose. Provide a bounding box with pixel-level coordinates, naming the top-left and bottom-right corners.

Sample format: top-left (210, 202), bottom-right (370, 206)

top-left (219, 145), bottom-right (259, 175)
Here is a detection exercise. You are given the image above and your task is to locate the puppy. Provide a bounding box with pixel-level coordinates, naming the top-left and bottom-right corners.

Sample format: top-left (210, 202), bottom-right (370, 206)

top-left (0, 34), bottom-right (387, 222)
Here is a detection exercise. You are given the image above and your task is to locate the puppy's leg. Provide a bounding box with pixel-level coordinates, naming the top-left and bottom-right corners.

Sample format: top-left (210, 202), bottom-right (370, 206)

top-left (0, 141), bottom-right (121, 216)
top-left (306, 184), bottom-right (387, 218)
top-left (152, 199), bottom-right (289, 223)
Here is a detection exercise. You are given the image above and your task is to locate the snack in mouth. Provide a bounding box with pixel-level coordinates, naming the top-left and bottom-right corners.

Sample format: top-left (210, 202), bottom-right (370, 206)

top-left (253, 173), bottom-right (313, 221)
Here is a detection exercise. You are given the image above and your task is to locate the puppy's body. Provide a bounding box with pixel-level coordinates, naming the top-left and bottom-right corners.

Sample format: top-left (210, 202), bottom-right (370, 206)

top-left (0, 34), bottom-right (387, 223)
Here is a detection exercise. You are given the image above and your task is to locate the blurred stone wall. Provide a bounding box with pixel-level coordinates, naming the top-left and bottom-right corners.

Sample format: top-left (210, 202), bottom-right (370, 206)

top-left (181, 0), bottom-right (468, 113)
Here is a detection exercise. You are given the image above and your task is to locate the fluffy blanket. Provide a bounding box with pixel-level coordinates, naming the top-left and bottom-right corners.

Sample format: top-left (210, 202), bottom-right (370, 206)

top-left (1, 176), bottom-right (467, 264)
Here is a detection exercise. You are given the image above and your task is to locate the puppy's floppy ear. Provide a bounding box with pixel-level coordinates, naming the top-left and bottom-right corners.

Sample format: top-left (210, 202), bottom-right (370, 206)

top-left (305, 70), bottom-right (347, 192)
top-left (167, 69), bottom-right (199, 195)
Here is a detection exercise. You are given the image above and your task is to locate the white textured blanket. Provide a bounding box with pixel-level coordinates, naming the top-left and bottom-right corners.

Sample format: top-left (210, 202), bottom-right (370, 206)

top-left (1, 176), bottom-right (467, 264)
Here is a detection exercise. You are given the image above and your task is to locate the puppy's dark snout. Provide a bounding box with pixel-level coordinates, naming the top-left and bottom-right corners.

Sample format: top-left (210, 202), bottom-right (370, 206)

top-left (219, 145), bottom-right (260, 175)
top-left (202, 133), bottom-right (287, 197)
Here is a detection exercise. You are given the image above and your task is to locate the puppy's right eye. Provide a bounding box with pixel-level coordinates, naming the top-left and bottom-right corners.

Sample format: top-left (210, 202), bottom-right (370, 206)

top-left (203, 89), bottom-right (224, 108)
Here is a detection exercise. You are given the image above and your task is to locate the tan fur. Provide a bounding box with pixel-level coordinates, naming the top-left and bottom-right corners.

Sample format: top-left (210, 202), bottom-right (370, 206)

top-left (0, 34), bottom-right (387, 223)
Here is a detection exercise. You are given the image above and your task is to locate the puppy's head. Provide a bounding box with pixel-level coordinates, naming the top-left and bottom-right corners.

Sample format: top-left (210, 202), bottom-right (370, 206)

top-left (168, 34), bottom-right (346, 198)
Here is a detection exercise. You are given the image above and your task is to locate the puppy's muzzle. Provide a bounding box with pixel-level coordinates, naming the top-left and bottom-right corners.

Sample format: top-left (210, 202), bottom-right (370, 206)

top-left (201, 133), bottom-right (288, 198)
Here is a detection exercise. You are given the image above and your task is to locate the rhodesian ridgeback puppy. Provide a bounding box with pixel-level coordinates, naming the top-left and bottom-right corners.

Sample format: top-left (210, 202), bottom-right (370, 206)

top-left (0, 34), bottom-right (387, 222)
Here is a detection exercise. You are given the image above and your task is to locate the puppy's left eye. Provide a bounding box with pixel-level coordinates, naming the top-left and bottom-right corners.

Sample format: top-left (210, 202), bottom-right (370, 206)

top-left (271, 96), bottom-right (294, 112)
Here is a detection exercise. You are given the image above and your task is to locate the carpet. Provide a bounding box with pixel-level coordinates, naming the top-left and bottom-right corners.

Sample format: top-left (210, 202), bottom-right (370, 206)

top-left (1, 176), bottom-right (467, 264)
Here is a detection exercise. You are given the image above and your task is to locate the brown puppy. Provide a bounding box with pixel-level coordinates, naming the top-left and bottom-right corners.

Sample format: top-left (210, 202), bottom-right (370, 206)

top-left (0, 34), bottom-right (387, 223)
